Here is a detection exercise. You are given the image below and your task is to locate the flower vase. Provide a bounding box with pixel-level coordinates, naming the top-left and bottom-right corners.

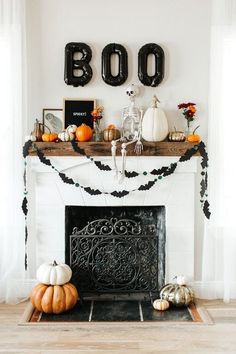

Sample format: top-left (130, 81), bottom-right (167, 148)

top-left (185, 121), bottom-right (193, 138)
top-left (93, 120), bottom-right (102, 142)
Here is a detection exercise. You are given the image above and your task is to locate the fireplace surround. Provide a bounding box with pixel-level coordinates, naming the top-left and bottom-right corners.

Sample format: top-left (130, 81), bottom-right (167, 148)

top-left (27, 154), bottom-right (198, 288)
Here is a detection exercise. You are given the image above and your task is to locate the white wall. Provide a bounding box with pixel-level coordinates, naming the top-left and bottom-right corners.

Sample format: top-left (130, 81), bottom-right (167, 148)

top-left (26, 0), bottom-right (212, 280)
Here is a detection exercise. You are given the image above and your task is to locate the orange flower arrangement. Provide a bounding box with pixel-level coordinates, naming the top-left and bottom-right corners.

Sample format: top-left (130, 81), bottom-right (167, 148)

top-left (91, 106), bottom-right (104, 122)
top-left (178, 102), bottom-right (197, 129)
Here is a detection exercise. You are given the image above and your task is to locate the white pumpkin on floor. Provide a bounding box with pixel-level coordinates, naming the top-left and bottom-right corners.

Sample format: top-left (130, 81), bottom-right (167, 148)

top-left (153, 299), bottom-right (170, 311)
top-left (36, 260), bottom-right (72, 285)
top-left (141, 95), bottom-right (168, 142)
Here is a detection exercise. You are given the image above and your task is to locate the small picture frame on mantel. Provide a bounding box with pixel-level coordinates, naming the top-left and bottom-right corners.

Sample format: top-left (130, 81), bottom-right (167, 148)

top-left (43, 108), bottom-right (63, 134)
top-left (63, 98), bottom-right (96, 129)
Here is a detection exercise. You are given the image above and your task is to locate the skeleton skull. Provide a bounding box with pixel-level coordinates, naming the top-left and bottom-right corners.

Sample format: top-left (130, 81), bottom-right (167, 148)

top-left (126, 84), bottom-right (139, 98)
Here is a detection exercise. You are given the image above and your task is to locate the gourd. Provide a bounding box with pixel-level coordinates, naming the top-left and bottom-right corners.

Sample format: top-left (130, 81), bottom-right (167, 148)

top-left (30, 283), bottom-right (79, 314)
top-left (153, 299), bottom-right (170, 311)
top-left (42, 133), bottom-right (58, 142)
top-left (103, 124), bottom-right (121, 142)
top-left (58, 130), bottom-right (75, 142)
top-left (160, 283), bottom-right (194, 307)
top-left (25, 133), bottom-right (37, 142)
top-left (168, 127), bottom-right (186, 142)
top-left (75, 123), bottom-right (93, 142)
top-left (36, 260), bottom-right (72, 285)
top-left (187, 125), bottom-right (201, 143)
top-left (142, 95), bottom-right (168, 142)
top-left (66, 124), bottom-right (77, 134)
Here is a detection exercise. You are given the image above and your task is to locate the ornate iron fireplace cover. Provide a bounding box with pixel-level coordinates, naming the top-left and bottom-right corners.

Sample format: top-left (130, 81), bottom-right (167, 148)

top-left (68, 208), bottom-right (165, 296)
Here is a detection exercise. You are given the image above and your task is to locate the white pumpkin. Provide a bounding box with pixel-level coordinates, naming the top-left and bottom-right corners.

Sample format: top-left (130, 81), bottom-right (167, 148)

top-left (141, 95), bottom-right (168, 142)
top-left (36, 260), bottom-right (72, 285)
top-left (58, 131), bottom-right (75, 142)
top-left (176, 275), bottom-right (187, 286)
top-left (25, 133), bottom-right (36, 142)
top-left (153, 299), bottom-right (169, 311)
top-left (66, 124), bottom-right (77, 134)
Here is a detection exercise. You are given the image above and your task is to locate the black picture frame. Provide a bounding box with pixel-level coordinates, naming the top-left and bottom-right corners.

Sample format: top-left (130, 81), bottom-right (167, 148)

top-left (63, 98), bottom-right (96, 129)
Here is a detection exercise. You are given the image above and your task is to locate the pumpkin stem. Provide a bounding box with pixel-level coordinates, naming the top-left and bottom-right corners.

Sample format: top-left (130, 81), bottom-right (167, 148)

top-left (193, 125), bottom-right (200, 135)
top-left (174, 126), bottom-right (177, 132)
top-left (53, 260), bottom-right (58, 266)
top-left (151, 95), bottom-right (160, 108)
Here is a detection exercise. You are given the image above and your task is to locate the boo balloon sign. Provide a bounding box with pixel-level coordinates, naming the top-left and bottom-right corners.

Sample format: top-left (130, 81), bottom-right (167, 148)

top-left (64, 42), bottom-right (164, 87)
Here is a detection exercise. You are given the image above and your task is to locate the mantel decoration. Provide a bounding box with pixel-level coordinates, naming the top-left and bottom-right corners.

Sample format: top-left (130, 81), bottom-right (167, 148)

top-left (22, 138), bottom-right (211, 270)
top-left (178, 102), bottom-right (197, 137)
top-left (160, 276), bottom-right (194, 307)
top-left (91, 106), bottom-right (104, 142)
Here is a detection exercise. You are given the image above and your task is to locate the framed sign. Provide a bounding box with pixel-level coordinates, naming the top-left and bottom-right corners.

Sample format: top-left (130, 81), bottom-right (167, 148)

top-left (64, 98), bottom-right (96, 129)
top-left (43, 109), bottom-right (63, 133)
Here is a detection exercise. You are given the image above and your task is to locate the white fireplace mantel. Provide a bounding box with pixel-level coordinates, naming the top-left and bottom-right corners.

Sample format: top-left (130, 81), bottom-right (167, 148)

top-left (27, 155), bottom-right (198, 286)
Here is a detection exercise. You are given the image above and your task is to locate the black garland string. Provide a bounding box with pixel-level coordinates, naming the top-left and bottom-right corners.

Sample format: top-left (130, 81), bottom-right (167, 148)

top-left (22, 141), bottom-right (32, 270)
top-left (22, 139), bottom-right (211, 269)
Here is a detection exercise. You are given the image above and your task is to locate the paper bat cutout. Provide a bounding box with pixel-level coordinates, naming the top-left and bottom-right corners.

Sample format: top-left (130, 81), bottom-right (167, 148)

top-left (179, 146), bottom-right (198, 162)
top-left (22, 197), bottom-right (28, 216)
top-left (71, 140), bottom-right (86, 155)
top-left (203, 200), bottom-right (211, 219)
top-left (111, 190), bottom-right (130, 198)
top-left (94, 161), bottom-right (112, 171)
top-left (23, 140), bottom-right (32, 158)
top-left (58, 172), bottom-right (75, 185)
top-left (138, 180), bottom-right (156, 191)
top-left (163, 163), bottom-right (177, 176)
top-left (84, 187), bottom-right (103, 195)
top-left (200, 179), bottom-right (206, 198)
top-left (125, 170), bottom-right (139, 178)
top-left (198, 141), bottom-right (208, 169)
top-left (150, 166), bottom-right (169, 175)
top-left (25, 252), bottom-right (28, 271)
top-left (37, 149), bottom-right (52, 166)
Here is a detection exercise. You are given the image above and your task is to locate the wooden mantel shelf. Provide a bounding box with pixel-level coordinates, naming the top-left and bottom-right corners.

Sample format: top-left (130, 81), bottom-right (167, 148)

top-left (28, 141), bottom-right (200, 157)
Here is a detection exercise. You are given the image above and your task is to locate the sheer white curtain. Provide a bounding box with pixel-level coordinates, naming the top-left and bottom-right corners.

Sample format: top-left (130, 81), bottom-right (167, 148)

top-left (201, 0), bottom-right (236, 301)
top-left (0, 0), bottom-right (30, 303)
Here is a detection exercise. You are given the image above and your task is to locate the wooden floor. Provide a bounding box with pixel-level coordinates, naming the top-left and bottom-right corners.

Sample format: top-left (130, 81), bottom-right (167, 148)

top-left (0, 300), bottom-right (236, 354)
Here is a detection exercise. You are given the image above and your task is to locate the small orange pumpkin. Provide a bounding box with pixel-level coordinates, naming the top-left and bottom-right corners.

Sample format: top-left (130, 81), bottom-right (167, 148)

top-left (42, 133), bottom-right (58, 142)
top-left (30, 282), bottom-right (79, 314)
top-left (75, 124), bottom-right (93, 142)
top-left (187, 125), bottom-right (201, 143)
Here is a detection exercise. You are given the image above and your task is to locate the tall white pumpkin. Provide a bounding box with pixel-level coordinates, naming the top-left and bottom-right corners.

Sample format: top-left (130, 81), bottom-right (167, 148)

top-left (142, 95), bottom-right (168, 142)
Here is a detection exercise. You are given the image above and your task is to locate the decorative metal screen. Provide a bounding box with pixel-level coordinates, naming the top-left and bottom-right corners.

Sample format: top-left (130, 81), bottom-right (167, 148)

top-left (66, 206), bottom-right (165, 296)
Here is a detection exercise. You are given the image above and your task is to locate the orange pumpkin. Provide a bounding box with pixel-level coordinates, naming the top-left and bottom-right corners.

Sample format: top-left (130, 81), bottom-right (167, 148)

top-left (187, 125), bottom-right (201, 143)
top-left (75, 124), bottom-right (93, 142)
top-left (42, 133), bottom-right (58, 142)
top-left (30, 282), bottom-right (79, 314)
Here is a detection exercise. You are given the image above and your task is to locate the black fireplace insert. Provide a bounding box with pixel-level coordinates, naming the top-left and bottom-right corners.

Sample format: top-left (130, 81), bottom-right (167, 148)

top-left (65, 206), bottom-right (166, 299)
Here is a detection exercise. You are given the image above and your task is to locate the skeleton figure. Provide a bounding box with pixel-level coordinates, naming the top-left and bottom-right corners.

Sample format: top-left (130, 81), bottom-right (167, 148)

top-left (111, 84), bottom-right (143, 182)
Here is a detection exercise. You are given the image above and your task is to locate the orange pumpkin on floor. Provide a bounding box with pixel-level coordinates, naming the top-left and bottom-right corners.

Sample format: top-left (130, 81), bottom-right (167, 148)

top-left (30, 283), bottom-right (79, 314)
top-left (75, 124), bottom-right (93, 142)
top-left (42, 133), bottom-right (58, 142)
